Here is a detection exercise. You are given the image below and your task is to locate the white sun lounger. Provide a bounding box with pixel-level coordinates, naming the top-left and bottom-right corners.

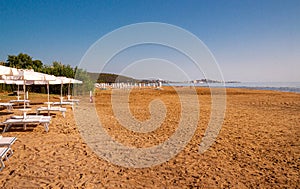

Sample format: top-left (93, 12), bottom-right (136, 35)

top-left (0, 136), bottom-right (17, 148)
top-left (2, 116), bottom-right (51, 133)
top-left (9, 100), bottom-right (30, 106)
top-left (36, 107), bottom-right (66, 117)
top-left (0, 147), bottom-right (13, 171)
top-left (52, 101), bottom-right (74, 110)
top-left (0, 136), bottom-right (17, 155)
top-left (10, 115), bottom-right (46, 119)
top-left (0, 103), bottom-right (14, 111)
top-left (65, 99), bottom-right (80, 105)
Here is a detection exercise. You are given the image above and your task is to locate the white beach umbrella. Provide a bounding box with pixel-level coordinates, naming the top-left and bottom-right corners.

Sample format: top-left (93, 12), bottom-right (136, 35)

top-left (36, 76), bottom-right (69, 101)
top-left (50, 77), bottom-right (82, 100)
top-left (6, 70), bottom-right (56, 108)
top-left (33, 76), bottom-right (82, 103)
top-left (47, 77), bottom-right (83, 98)
top-left (29, 73), bottom-right (57, 104)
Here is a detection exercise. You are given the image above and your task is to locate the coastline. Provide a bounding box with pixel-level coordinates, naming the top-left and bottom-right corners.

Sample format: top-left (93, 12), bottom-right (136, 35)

top-left (163, 82), bottom-right (300, 93)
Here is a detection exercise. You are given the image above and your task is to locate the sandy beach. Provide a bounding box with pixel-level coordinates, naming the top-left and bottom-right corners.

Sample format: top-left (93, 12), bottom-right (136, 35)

top-left (0, 87), bottom-right (299, 188)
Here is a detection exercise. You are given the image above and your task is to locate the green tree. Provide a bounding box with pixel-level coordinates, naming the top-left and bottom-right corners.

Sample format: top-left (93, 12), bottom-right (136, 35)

top-left (44, 61), bottom-right (74, 78)
top-left (5, 53), bottom-right (44, 71)
top-left (6, 53), bottom-right (32, 69)
top-left (32, 60), bottom-right (43, 72)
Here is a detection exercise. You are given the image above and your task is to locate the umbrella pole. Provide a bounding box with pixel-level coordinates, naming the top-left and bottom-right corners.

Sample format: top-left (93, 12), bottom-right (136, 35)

top-left (68, 82), bottom-right (70, 96)
top-left (61, 83), bottom-right (63, 103)
top-left (23, 81), bottom-right (26, 109)
top-left (47, 82), bottom-right (50, 103)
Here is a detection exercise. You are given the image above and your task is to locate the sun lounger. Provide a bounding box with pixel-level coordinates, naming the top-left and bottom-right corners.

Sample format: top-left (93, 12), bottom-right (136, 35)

top-left (0, 136), bottom-right (17, 148)
top-left (52, 101), bottom-right (74, 110)
top-left (0, 103), bottom-right (14, 111)
top-left (65, 99), bottom-right (80, 105)
top-left (2, 116), bottom-right (51, 133)
top-left (0, 136), bottom-right (17, 154)
top-left (0, 147), bottom-right (13, 171)
top-left (9, 100), bottom-right (30, 106)
top-left (10, 115), bottom-right (46, 119)
top-left (36, 107), bottom-right (66, 117)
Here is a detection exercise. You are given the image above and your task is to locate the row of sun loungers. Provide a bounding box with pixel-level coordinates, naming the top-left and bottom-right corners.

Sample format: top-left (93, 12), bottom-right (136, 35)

top-left (0, 96), bottom-right (80, 171)
top-left (0, 136), bottom-right (17, 171)
top-left (0, 101), bottom-right (77, 132)
top-left (1, 100), bottom-right (75, 114)
top-left (0, 101), bottom-right (73, 133)
top-left (0, 102), bottom-right (73, 132)
top-left (1, 97), bottom-right (79, 110)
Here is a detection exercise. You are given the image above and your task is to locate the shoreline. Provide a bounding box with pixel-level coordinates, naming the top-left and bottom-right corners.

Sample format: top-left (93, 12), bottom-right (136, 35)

top-left (161, 82), bottom-right (300, 93)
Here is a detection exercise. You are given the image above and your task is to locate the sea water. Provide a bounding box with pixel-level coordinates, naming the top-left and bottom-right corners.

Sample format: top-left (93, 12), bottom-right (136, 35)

top-left (164, 82), bottom-right (300, 93)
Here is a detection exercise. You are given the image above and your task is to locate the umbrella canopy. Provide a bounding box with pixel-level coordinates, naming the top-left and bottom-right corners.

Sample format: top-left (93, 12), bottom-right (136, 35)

top-left (0, 65), bottom-right (19, 76)
top-left (48, 77), bottom-right (82, 85)
top-left (2, 80), bottom-right (34, 85)
top-left (1, 67), bottom-right (26, 101)
top-left (0, 66), bottom-right (19, 90)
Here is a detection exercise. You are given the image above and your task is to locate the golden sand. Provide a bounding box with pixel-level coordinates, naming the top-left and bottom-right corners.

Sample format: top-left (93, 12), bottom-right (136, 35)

top-left (0, 87), bottom-right (299, 188)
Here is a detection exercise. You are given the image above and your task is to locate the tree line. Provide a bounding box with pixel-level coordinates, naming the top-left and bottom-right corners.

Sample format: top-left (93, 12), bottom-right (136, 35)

top-left (88, 72), bottom-right (138, 83)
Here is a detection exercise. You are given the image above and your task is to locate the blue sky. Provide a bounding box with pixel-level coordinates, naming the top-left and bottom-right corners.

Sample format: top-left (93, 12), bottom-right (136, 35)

top-left (0, 0), bottom-right (299, 82)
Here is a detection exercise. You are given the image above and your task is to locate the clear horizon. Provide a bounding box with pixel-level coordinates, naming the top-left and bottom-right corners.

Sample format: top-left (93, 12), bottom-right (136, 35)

top-left (0, 0), bottom-right (299, 82)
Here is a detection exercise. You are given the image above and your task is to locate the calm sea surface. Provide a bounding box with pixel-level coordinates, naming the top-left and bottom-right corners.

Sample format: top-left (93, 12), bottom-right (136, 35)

top-left (164, 82), bottom-right (300, 93)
